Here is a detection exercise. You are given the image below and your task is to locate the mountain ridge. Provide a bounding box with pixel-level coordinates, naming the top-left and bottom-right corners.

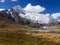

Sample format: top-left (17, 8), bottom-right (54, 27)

top-left (0, 5), bottom-right (59, 28)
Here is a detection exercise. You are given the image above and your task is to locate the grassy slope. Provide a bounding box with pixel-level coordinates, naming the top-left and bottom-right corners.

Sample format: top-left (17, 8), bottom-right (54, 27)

top-left (48, 26), bottom-right (60, 30)
top-left (0, 17), bottom-right (46, 30)
top-left (0, 17), bottom-right (40, 30)
top-left (0, 17), bottom-right (60, 45)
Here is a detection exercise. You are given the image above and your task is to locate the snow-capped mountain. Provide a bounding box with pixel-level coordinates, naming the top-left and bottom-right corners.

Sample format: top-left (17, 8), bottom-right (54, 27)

top-left (0, 5), bottom-right (59, 28)
top-left (9, 5), bottom-right (59, 27)
top-left (9, 5), bottom-right (50, 23)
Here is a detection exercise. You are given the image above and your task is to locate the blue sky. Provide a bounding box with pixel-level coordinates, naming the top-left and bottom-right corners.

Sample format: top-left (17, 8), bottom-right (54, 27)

top-left (0, 0), bottom-right (60, 14)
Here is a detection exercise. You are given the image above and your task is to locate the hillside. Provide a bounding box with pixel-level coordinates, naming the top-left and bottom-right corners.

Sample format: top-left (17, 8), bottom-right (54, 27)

top-left (0, 13), bottom-right (60, 45)
top-left (0, 17), bottom-right (44, 30)
top-left (0, 16), bottom-right (60, 31)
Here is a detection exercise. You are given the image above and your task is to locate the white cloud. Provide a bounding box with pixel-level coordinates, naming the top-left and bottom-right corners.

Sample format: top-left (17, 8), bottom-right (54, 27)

top-left (0, 0), bottom-right (18, 2)
top-left (20, 13), bottom-right (50, 23)
top-left (51, 13), bottom-right (60, 19)
top-left (11, 0), bottom-right (18, 1)
top-left (24, 3), bottom-right (45, 13)
top-left (0, 8), bottom-right (5, 11)
top-left (0, 0), bottom-right (5, 2)
top-left (46, 14), bottom-right (50, 17)
top-left (15, 3), bottom-right (60, 23)
top-left (22, 3), bottom-right (50, 23)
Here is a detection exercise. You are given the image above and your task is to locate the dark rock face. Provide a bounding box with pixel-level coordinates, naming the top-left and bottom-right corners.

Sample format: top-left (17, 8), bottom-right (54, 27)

top-left (0, 10), bottom-right (15, 21)
top-left (0, 10), bottom-right (8, 17)
top-left (9, 8), bottom-right (20, 23)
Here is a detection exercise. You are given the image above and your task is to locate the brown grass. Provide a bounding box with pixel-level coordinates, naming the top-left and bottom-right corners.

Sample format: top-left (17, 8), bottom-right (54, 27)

top-left (48, 26), bottom-right (60, 30)
top-left (26, 32), bottom-right (60, 43)
top-left (0, 30), bottom-right (60, 45)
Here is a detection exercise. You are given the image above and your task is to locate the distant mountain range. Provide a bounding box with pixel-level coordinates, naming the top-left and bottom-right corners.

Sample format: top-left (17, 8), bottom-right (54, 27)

top-left (0, 5), bottom-right (60, 28)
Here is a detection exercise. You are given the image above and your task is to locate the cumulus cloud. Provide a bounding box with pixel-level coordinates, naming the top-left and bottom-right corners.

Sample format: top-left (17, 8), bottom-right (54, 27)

top-left (22, 3), bottom-right (50, 23)
top-left (11, 0), bottom-right (18, 1)
top-left (46, 14), bottom-right (50, 17)
top-left (0, 0), bottom-right (5, 2)
top-left (51, 13), bottom-right (60, 19)
top-left (24, 3), bottom-right (45, 13)
top-left (0, 8), bottom-right (5, 11)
